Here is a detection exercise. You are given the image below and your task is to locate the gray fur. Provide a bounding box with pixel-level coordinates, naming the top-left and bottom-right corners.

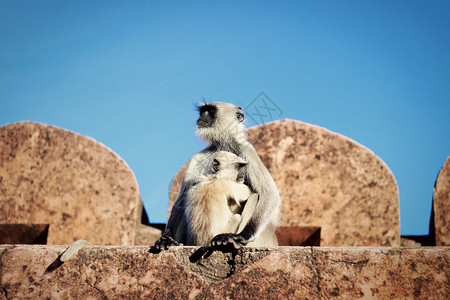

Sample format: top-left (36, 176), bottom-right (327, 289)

top-left (155, 102), bottom-right (281, 250)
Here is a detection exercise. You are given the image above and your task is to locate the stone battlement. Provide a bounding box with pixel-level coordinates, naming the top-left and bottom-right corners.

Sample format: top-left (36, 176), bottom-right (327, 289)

top-left (0, 245), bottom-right (448, 299)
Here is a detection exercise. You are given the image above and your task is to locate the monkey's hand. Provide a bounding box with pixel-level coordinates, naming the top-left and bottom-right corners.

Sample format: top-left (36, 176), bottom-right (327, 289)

top-left (154, 235), bottom-right (181, 251)
top-left (211, 233), bottom-right (247, 250)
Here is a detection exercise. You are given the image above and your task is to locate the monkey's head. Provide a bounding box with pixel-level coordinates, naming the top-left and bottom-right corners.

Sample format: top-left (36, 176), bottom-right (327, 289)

top-left (196, 102), bottom-right (246, 143)
top-left (209, 151), bottom-right (247, 183)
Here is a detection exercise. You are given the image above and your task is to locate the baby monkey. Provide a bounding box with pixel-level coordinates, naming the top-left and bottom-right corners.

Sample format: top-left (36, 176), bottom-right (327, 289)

top-left (185, 150), bottom-right (256, 246)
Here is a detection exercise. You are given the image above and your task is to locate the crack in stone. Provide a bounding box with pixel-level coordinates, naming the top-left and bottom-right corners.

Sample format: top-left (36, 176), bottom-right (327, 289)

top-left (0, 246), bottom-right (15, 300)
top-left (1, 286), bottom-right (9, 300)
top-left (88, 283), bottom-right (108, 300)
top-left (331, 259), bottom-right (369, 266)
top-left (0, 245), bottom-right (15, 260)
top-left (310, 247), bottom-right (322, 300)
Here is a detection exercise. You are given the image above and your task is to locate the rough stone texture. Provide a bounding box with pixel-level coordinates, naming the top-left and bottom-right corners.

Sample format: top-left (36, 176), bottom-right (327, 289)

top-left (434, 156), bottom-right (450, 246)
top-left (169, 119), bottom-right (400, 246)
top-left (134, 224), bottom-right (163, 246)
top-left (0, 245), bottom-right (448, 299)
top-left (0, 122), bottom-right (141, 245)
top-left (312, 247), bottom-right (449, 299)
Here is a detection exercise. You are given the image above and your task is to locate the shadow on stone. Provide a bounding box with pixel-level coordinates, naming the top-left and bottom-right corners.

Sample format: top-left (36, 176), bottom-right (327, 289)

top-left (277, 226), bottom-right (321, 246)
top-left (0, 224), bottom-right (49, 244)
top-left (189, 246), bottom-right (215, 263)
top-left (44, 255), bottom-right (64, 274)
top-left (148, 246), bottom-right (161, 254)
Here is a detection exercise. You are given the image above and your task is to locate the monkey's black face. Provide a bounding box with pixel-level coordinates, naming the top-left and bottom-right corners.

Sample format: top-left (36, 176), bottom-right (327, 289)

top-left (196, 102), bottom-right (246, 144)
top-left (197, 104), bottom-right (217, 128)
top-left (196, 102), bottom-right (245, 129)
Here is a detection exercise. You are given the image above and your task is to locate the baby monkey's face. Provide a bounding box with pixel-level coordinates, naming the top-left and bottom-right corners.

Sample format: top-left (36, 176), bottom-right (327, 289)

top-left (209, 151), bottom-right (247, 183)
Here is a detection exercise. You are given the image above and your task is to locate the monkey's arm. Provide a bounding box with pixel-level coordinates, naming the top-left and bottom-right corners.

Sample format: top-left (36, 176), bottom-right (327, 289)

top-left (225, 214), bottom-right (243, 234)
top-left (239, 149), bottom-right (280, 240)
top-left (228, 181), bottom-right (252, 204)
top-left (211, 147), bottom-right (280, 249)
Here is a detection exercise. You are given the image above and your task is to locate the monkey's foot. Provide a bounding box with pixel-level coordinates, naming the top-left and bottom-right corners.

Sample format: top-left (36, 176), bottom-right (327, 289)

top-left (211, 233), bottom-right (246, 250)
top-left (154, 235), bottom-right (180, 251)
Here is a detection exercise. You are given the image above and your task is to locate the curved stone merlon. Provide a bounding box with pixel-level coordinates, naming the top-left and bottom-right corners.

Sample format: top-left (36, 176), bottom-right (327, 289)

top-left (0, 245), bottom-right (448, 299)
top-left (0, 122), bottom-right (141, 245)
top-left (434, 156), bottom-right (450, 246)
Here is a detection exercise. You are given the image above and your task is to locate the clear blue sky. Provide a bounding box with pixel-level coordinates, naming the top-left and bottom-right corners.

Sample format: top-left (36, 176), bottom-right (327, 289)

top-left (1, 1), bottom-right (449, 235)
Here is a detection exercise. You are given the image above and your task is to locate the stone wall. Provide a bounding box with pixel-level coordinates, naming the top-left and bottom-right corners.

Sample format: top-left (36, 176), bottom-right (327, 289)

top-left (0, 245), bottom-right (448, 299)
top-left (0, 122), bottom-right (148, 245)
top-left (0, 121), bottom-right (448, 298)
top-left (434, 156), bottom-right (450, 246)
top-left (3, 121), bottom-right (446, 248)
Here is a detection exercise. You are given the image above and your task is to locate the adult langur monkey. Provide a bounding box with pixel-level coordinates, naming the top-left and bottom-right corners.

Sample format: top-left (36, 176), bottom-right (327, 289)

top-left (154, 102), bottom-right (281, 250)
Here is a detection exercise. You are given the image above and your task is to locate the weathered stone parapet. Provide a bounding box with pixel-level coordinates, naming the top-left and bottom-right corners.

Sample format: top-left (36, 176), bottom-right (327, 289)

top-left (0, 122), bottom-right (152, 246)
top-left (1, 245), bottom-right (448, 299)
top-left (434, 156), bottom-right (450, 246)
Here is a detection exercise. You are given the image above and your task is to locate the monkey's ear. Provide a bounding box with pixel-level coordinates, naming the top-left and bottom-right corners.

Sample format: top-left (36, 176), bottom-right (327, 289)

top-left (211, 159), bottom-right (221, 173)
top-left (236, 111), bottom-right (245, 123)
